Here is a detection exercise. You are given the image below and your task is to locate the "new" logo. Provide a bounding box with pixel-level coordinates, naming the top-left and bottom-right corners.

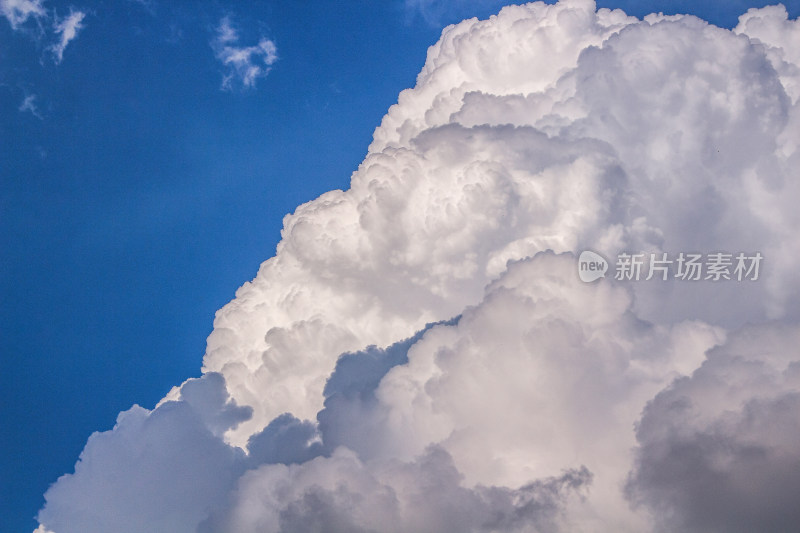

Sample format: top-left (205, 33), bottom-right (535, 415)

top-left (578, 250), bottom-right (608, 283)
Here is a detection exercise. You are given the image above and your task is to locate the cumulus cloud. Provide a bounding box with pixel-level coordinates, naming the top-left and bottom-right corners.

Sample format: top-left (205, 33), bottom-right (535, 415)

top-left (35, 1), bottom-right (800, 531)
top-left (313, 252), bottom-right (723, 530)
top-left (201, 446), bottom-right (593, 533)
top-left (37, 374), bottom-right (250, 533)
top-left (211, 15), bottom-right (278, 91)
top-left (194, 0), bottom-right (799, 445)
top-left (49, 9), bottom-right (85, 63)
top-left (627, 322), bottom-right (800, 532)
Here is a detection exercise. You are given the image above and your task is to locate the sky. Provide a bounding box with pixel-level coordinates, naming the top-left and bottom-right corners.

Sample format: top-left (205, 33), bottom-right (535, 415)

top-left (1, 1), bottom-right (799, 532)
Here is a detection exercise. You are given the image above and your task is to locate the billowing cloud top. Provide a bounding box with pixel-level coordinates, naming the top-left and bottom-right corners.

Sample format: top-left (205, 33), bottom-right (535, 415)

top-left (36, 1), bottom-right (800, 532)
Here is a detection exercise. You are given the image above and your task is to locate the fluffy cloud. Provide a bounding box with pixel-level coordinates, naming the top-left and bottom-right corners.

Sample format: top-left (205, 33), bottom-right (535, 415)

top-left (198, 0), bottom-right (799, 446)
top-left (35, 1), bottom-right (800, 531)
top-left (312, 253), bottom-right (722, 531)
top-left (212, 15), bottom-right (278, 91)
top-left (45, 253), bottom-right (713, 532)
top-left (36, 374), bottom-right (250, 533)
top-left (627, 322), bottom-right (800, 532)
top-left (201, 446), bottom-right (593, 533)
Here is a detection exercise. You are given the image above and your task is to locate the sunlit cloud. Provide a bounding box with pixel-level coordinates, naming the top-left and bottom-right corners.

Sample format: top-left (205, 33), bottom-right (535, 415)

top-left (34, 1), bottom-right (800, 531)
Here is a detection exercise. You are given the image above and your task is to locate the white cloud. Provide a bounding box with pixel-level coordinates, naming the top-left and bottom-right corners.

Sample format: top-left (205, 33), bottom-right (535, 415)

top-left (49, 10), bottom-right (85, 63)
top-left (1, 0), bottom-right (88, 65)
top-left (211, 16), bottom-right (278, 91)
top-left (0, 0), bottom-right (45, 29)
top-left (194, 0), bottom-right (798, 445)
top-left (37, 374), bottom-right (250, 533)
top-left (34, 1), bottom-right (800, 531)
top-left (31, 253), bottom-right (722, 531)
top-left (311, 252), bottom-right (724, 530)
top-left (19, 93), bottom-right (42, 118)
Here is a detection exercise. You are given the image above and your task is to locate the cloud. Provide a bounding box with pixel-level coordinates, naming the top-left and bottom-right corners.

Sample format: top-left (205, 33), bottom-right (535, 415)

top-left (211, 15), bottom-right (278, 91)
top-left (49, 10), bottom-right (85, 63)
top-left (36, 374), bottom-right (251, 533)
top-left (193, 0), bottom-right (799, 446)
top-left (0, 0), bottom-right (45, 29)
top-left (312, 252), bottom-right (723, 529)
top-left (627, 322), bottom-right (800, 532)
top-left (1, 0), bottom-right (87, 65)
top-left (35, 1), bottom-right (800, 531)
top-left (19, 93), bottom-right (42, 118)
top-left (200, 446), bottom-right (593, 533)
top-left (35, 252), bottom-right (724, 532)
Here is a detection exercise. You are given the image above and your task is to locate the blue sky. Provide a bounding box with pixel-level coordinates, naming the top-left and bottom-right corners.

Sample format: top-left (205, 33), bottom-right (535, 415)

top-left (1, 0), bottom-right (798, 531)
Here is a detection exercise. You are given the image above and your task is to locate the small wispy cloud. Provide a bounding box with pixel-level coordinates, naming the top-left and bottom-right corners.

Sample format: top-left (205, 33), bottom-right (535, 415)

top-left (50, 9), bottom-right (85, 63)
top-left (1, 0), bottom-right (87, 65)
top-left (19, 93), bottom-right (42, 118)
top-left (0, 0), bottom-right (45, 30)
top-left (211, 16), bottom-right (277, 91)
